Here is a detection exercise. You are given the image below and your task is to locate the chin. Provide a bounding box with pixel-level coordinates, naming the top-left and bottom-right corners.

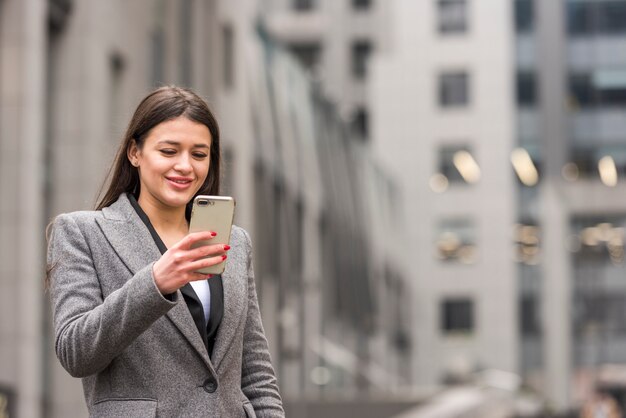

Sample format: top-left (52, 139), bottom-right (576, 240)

top-left (162, 193), bottom-right (194, 209)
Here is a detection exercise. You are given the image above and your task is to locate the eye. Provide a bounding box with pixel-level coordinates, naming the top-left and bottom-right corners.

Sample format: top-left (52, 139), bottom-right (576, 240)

top-left (192, 152), bottom-right (209, 159)
top-left (160, 149), bottom-right (176, 156)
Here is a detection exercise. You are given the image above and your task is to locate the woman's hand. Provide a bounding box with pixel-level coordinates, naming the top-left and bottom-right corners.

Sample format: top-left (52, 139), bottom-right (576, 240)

top-left (152, 231), bottom-right (229, 295)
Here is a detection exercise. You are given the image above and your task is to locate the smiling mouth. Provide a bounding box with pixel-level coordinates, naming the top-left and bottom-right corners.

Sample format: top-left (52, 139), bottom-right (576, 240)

top-left (166, 177), bottom-right (194, 186)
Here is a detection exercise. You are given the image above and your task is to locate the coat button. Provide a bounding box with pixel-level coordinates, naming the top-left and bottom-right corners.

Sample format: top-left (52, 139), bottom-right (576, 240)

top-left (203, 378), bottom-right (218, 393)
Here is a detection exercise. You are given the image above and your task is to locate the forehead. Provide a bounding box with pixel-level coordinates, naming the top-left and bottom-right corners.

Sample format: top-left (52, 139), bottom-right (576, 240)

top-left (146, 117), bottom-right (212, 145)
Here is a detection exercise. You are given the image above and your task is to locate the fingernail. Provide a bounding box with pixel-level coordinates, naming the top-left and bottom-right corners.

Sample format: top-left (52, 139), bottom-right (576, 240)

top-left (223, 245), bottom-right (231, 251)
top-left (207, 274), bottom-right (213, 279)
top-left (210, 231), bottom-right (217, 237)
top-left (222, 255), bottom-right (227, 261)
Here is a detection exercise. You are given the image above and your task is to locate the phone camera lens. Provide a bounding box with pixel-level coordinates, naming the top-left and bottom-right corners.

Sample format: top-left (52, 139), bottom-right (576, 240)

top-left (198, 200), bottom-right (208, 206)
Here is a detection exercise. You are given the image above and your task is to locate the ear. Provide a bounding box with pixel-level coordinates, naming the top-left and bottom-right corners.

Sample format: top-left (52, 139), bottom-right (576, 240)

top-left (127, 139), bottom-right (140, 167)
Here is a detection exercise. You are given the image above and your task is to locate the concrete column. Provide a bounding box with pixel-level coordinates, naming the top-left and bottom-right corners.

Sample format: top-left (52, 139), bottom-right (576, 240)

top-left (0, 0), bottom-right (47, 417)
top-left (536, 0), bottom-right (572, 411)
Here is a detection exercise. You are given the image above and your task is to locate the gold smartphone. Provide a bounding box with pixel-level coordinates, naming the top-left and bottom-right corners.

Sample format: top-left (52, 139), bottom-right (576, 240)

top-left (189, 195), bottom-right (236, 275)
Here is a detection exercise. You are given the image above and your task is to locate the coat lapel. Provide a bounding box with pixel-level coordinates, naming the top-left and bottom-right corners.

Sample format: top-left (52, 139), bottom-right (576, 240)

top-left (210, 256), bottom-right (247, 369)
top-left (164, 294), bottom-right (214, 373)
top-left (95, 194), bottom-right (215, 373)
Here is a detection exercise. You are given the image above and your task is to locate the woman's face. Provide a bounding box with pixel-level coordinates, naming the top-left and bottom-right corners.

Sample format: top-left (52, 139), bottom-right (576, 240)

top-left (128, 116), bottom-right (212, 211)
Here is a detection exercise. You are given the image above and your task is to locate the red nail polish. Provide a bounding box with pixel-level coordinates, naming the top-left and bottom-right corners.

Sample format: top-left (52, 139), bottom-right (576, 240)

top-left (207, 274), bottom-right (213, 278)
top-left (222, 255), bottom-right (227, 261)
top-left (210, 231), bottom-right (217, 237)
top-left (224, 245), bottom-right (231, 251)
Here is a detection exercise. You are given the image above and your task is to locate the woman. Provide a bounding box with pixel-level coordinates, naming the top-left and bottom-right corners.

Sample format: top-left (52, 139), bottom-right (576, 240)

top-left (47, 86), bottom-right (284, 417)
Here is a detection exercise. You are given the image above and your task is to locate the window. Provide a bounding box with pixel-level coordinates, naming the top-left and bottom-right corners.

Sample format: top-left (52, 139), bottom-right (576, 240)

top-left (179, 0), bottom-right (193, 86)
top-left (293, 0), bottom-right (315, 11)
top-left (514, 223), bottom-right (540, 265)
top-left (437, 145), bottom-right (479, 184)
top-left (222, 24), bottom-right (234, 89)
top-left (352, 0), bottom-right (372, 11)
top-left (351, 40), bottom-right (372, 79)
top-left (567, 0), bottom-right (626, 36)
top-left (109, 52), bottom-right (125, 145)
top-left (436, 219), bottom-right (477, 264)
top-left (517, 71), bottom-right (537, 106)
top-left (441, 298), bottom-right (474, 333)
top-left (569, 70), bottom-right (626, 108)
top-left (571, 216), bottom-right (626, 342)
top-left (569, 73), bottom-right (593, 107)
top-left (574, 293), bottom-right (626, 337)
top-left (438, 0), bottom-right (468, 34)
top-left (569, 144), bottom-right (626, 181)
top-left (48, 0), bottom-right (72, 33)
top-left (514, 0), bottom-right (534, 33)
top-left (571, 217), bottom-right (626, 265)
top-left (150, 0), bottom-right (166, 86)
top-left (520, 295), bottom-right (541, 336)
top-left (221, 148), bottom-right (235, 196)
top-left (439, 71), bottom-right (469, 107)
top-left (289, 43), bottom-right (321, 72)
top-left (150, 29), bottom-right (165, 86)
top-left (351, 107), bottom-right (369, 140)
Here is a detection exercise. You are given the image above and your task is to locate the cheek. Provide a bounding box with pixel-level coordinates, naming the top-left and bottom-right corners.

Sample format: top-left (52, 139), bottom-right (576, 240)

top-left (196, 162), bottom-right (211, 180)
top-left (140, 157), bottom-right (169, 180)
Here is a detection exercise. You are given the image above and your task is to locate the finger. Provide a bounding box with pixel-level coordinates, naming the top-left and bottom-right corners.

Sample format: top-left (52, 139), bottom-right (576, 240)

top-left (188, 271), bottom-right (213, 282)
top-left (185, 243), bottom-right (230, 261)
top-left (184, 254), bottom-right (227, 273)
top-left (178, 231), bottom-right (217, 249)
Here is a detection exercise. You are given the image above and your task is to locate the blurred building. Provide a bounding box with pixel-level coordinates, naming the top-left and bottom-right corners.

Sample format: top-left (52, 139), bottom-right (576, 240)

top-left (0, 0), bottom-right (412, 417)
top-left (372, 0), bottom-right (518, 389)
top-left (529, 0), bottom-right (626, 412)
top-left (371, 0), bottom-right (626, 414)
top-left (261, 0), bottom-right (392, 143)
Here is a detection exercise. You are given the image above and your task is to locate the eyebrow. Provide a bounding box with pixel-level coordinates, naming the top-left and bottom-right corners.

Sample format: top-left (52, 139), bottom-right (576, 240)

top-left (157, 139), bottom-right (210, 149)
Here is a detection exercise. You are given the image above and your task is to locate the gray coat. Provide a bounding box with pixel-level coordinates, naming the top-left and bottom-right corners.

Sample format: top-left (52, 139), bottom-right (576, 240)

top-left (48, 194), bottom-right (284, 417)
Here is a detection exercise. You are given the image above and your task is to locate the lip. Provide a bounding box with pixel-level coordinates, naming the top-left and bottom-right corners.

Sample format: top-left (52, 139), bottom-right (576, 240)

top-left (165, 176), bottom-right (194, 190)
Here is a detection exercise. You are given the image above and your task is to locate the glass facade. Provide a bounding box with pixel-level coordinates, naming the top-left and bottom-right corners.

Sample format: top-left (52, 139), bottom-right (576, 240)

top-left (566, 1), bottom-right (626, 185)
top-left (514, 0), bottom-right (544, 386)
top-left (514, 0), bottom-right (626, 409)
top-left (566, 0), bottom-right (626, 36)
top-left (572, 217), bottom-right (626, 369)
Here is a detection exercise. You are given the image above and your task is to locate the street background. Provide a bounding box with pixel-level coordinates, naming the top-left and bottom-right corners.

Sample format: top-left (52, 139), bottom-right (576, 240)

top-left (1, 0), bottom-right (626, 417)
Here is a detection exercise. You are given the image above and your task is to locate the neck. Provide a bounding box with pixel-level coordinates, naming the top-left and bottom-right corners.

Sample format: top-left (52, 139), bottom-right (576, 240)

top-left (137, 193), bottom-right (188, 233)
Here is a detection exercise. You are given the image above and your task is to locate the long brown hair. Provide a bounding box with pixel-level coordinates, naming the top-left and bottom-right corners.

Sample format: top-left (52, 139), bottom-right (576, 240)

top-left (96, 86), bottom-right (221, 210)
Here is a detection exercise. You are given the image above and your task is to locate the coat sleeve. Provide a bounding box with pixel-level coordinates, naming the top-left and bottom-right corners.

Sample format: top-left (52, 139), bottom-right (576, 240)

top-left (239, 229), bottom-right (285, 417)
top-left (48, 213), bottom-right (177, 378)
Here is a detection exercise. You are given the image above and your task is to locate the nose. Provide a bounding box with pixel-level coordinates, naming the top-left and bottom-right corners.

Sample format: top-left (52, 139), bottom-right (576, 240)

top-left (173, 153), bottom-right (193, 173)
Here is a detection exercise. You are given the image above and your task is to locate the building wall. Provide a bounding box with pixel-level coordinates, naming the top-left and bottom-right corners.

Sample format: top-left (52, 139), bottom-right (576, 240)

top-left (0, 1), bottom-right (47, 416)
top-left (371, 0), bottom-right (626, 413)
top-left (370, 0), bottom-right (517, 386)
